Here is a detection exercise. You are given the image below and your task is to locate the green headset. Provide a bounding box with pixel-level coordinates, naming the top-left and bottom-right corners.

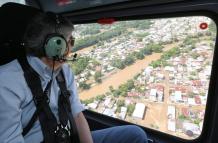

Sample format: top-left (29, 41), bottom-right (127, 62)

top-left (43, 13), bottom-right (69, 60)
top-left (44, 33), bottom-right (68, 59)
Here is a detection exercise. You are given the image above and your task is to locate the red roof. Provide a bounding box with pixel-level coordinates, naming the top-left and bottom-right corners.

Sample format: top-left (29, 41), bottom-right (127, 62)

top-left (155, 85), bottom-right (164, 91)
top-left (182, 108), bottom-right (189, 117)
top-left (195, 96), bottom-right (201, 104)
top-left (192, 80), bottom-right (202, 86)
top-left (174, 86), bottom-right (187, 93)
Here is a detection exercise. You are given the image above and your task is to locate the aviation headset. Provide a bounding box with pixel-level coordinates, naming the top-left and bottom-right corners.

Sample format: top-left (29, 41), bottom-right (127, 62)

top-left (43, 12), bottom-right (70, 60)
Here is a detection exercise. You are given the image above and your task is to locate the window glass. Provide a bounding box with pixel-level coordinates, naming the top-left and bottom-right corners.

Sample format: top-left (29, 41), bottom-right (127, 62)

top-left (0, 0), bottom-right (25, 6)
top-left (71, 16), bottom-right (216, 139)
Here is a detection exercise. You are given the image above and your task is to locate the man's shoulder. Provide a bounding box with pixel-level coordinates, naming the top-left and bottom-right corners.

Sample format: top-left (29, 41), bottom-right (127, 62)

top-left (0, 59), bottom-right (23, 80)
top-left (61, 63), bottom-right (74, 76)
top-left (0, 59), bottom-right (21, 72)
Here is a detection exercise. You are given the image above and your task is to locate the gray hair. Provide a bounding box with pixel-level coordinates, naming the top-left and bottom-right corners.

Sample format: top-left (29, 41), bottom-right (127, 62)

top-left (23, 12), bottom-right (74, 57)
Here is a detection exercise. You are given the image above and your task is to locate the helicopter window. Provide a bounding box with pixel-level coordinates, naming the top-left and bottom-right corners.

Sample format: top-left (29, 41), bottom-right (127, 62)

top-left (0, 0), bottom-right (26, 6)
top-left (70, 16), bottom-right (216, 139)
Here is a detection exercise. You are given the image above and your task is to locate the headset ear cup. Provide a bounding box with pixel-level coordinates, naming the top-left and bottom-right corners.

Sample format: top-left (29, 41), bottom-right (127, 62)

top-left (44, 36), bottom-right (67, 58)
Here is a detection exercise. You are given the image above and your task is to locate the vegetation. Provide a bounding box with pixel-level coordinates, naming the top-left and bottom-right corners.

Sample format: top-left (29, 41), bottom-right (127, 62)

top-left (110, 80), bottom-right (135, 97)
top-left (209, 21), bottom-right (216, 36)
top-left (161, 47), bottom-right (181, 60)
top-left (149, 47), bottom-right (181, 68)
top-left (81, 98), bottom-right (94, 105)
top-left (94, 71), bottom-right (103, 83)
top-left (95, 94), bottom-right (106, 101)
top-left (79, 82), bottom-right (91, 90)
top-left (111, 45), bottom-right (155, 70)
top-left (178, 115), bottom-right (190, 121)
top-left (70, 57), bottom-right (90, 75)
top-left (111, 58), bottom-right (125, 69)
top-left (183, 36), bottom-right (197, 47)
top-left (81, 27), bottom-right (100, 35)
top-left (147, 43), bottom-right (164, 53)
top-left (116, 99), bottom-right (125, 113)
top-left (127, 104), bottom-right (135, 116)
top-left (73, 28), bottom-right (123, 52)
top-left (124, 54), bottom-right (135, 66)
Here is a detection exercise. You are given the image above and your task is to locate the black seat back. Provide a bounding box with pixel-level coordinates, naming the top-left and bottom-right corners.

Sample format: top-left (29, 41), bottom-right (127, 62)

top-left (0, 2), bottom-right (40, 65)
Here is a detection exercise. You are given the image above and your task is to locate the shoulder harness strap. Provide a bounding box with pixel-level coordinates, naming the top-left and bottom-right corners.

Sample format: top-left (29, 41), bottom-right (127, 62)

top-left (56, 70), bottom-right (80, 143)
top-left (18, 57), bottom-right (58, 143)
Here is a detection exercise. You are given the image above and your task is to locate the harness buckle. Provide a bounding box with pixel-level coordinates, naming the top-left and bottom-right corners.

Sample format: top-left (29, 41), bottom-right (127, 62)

top-left (54, 124), bottom-right (71, 143)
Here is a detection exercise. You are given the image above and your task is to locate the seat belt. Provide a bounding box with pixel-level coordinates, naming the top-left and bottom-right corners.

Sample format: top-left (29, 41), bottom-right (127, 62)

top-left (22, 79), bottom-right (53, 137)
top-left (56, 70), bottom-right (80, 143)
top-left (18, 57), bottom-right (58, 143)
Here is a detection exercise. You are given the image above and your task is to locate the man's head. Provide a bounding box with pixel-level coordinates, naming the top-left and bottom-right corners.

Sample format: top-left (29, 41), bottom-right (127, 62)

top-left (23, 12), bottom-right (74, 59)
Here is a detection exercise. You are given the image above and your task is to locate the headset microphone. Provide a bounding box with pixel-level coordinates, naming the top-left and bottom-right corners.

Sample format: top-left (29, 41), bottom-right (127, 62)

top-left (55, 53), bottom-right (77, 62)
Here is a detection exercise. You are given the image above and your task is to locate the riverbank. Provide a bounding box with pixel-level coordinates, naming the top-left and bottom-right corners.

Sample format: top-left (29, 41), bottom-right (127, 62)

top-left (79, 42), bottom-right (180, 100)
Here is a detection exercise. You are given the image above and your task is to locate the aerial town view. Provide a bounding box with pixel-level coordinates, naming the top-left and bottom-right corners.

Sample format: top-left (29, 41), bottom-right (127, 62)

top-left (70, 16), bottom-right (216, 139)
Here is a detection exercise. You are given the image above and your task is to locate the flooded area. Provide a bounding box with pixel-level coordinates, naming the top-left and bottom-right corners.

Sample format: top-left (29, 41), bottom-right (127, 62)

top-left (79, 42), bottom-right (179, 100)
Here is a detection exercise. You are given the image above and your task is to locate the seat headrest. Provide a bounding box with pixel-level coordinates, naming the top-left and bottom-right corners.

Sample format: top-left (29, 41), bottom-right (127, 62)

top-left (0, 2), bottom-right (41, 43)
top-left (0, 2), bottom-right (41, 65)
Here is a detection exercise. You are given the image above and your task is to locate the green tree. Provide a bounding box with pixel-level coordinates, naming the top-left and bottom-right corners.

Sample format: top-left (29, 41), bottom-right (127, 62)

top-left (109, 86), bottom-right (114, 93)
top-left (111, 58), bottom-right (125, 69)
top-left (124, 55), bottom-right (135, 66)
top-left (113, 90), bottom-right (121, 97)
top-left (209, 21), bottom-right (216, 36)
top-left (95, 94), bottom-right (105, 101)
top-left (82, 98), bottom-right (94, 105)
top-left (79, 82), bottom-right (91, 90)
top-left (117, 100), bottom-right (125, 107)
top-left (135, 52), bottom-right (145, 59)
top-left (70, 57), bottom-right (90, 75)
top-left (140, 47), bottom-right (152, 55)
top-left (127, 104), bottom-right (135, 116)
top-left (191, 52), bottom-right (200, 59)
top-left (149, 60), bottom-right (162, 68)
top-left (148, 44), bottom-right (163, 53)
top-left (94, 71), bottom-right (102, 83)
top-left (126, 80), bottom-right (135, 90)
top-left (183, 36), bottom-right (197, 46)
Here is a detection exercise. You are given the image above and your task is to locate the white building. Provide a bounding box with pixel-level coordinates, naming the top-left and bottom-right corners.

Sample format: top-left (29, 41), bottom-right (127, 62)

top-left (150, 89), bottom-right (157, 101)
top-left (87, 101), bottom-right (99, 109)
top-left (132, 103), bottom-right (146, 119)
top-left (167, 106), bottom-right (176, 119)
top-left (168, 119), bottom-right (176, 132)
top-left (183, 122), bottom-right (201, 135)
top-left (103, 108), bottom-right (116, 118)
top-left (119, 107), bottom-right (127, 120)
top-left (175, 91), bottom-right (182, 102)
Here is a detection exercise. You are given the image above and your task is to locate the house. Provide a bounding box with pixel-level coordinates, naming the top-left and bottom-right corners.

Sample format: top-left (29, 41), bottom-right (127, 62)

top-left (188, 98), bottom-right (196, 105)
top-left (155, 85), bottom-right (164, 102)
top-left (192, 80), bottom-right (202, 87)
top-left (157, 73), bottom-right (164, 80)
top-left (167, 106), bottom-right (176, 119)
top-left (87, 101), bottom-right (99, 109)
top-left (150, 89), bottom-right (157, 101)
top-left (182, 108), bottom-right (189, 117)
top-left (195, 96), bottom-right (201, 104)
top-left (132, 103), bottom-right (146, 119)
top-left (175, 91), bottom-right (183, 102)
top-left (183, 122), bottom-right (201, 135)
top-left (128, 92), bottom-right (141, 97)
top-left (168, 119), bottom-right (176, 132)
top-left (103, 108), bottom-right (116, 118)
top-left (174, 86), bottom-right (187, 94)
top-left (119, 107), bottom-right (127, 120)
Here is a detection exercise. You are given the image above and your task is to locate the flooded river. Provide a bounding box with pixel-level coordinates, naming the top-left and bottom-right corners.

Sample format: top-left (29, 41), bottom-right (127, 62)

top-left (79, 42), bottom-right (179, 100)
